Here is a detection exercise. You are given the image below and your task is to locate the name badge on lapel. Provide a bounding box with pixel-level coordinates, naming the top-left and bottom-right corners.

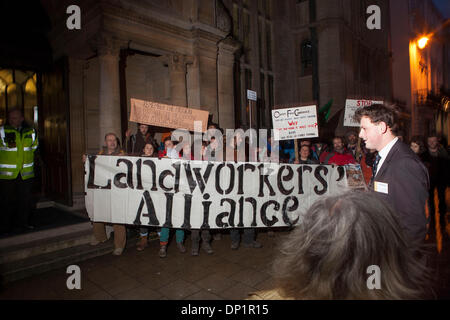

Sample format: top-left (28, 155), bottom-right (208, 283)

top-left (374, 181), bottom-right (388, 194)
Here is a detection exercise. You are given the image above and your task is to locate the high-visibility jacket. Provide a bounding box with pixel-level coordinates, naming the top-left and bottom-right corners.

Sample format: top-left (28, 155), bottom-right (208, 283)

top-left (0, 124), bottom-right (38, 180)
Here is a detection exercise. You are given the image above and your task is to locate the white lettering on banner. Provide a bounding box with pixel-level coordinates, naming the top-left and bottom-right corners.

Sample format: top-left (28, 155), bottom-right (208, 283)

top-left (85, 156), bottom-right (350, 229)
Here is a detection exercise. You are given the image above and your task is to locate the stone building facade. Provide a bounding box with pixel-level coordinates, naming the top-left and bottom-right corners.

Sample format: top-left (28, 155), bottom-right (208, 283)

top-left (1, 0), bottom-right (447, 208)
top-left (270, 0), bottom-right (392, 136)
top-left (41, 0), bottom-right (241, 206)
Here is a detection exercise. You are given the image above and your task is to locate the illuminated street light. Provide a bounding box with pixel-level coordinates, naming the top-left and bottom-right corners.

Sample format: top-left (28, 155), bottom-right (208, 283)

top-left (417, 36), bottom-right (429, 49)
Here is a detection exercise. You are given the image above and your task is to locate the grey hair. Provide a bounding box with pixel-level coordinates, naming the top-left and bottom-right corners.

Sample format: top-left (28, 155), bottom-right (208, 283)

top-left (272, 190), bottom-right (433, 299)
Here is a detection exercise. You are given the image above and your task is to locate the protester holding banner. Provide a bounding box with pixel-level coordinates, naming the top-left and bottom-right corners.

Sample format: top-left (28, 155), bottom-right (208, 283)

top-left (310, 140), bottom-right (328, 162)
top-left (204, 123), bottom-right (224, 161)
top-left (266, 191), bottom-right (431, 300)
top-left (355, 104), bottom-right (429, 245)
top-left (187, 139), bottom-right (214, 256)
top-left (345, 130), bottom-right (359, 160)
top-left (88, 133), bottom-right (127, 256)
top-left (159, 137), bottom-right (186, 257)
top-left (319, 136), bottom-right (356, 165)
top-left (204, 124), bottom-right (225, 241)
top-left (159, 136), bottom-right (181, 159)
top-left (125, 123), bottom-right (155, 156)
top-left (226, 129), bottom-right (262, 250)
top-left (136, 141), bottom-right (158, 252)
top-left (294, 145), bottom-right (319, 164)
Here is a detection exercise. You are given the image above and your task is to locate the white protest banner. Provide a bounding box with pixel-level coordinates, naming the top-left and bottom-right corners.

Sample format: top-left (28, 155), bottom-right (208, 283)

top-left (271, 105), bottom-right (318, 141)
top-left (343, 99), bottom-right (383, 127)
top-left (85, 156), bottom-right (350, 229)
top-left (129, 98), bottom-right (209, 132)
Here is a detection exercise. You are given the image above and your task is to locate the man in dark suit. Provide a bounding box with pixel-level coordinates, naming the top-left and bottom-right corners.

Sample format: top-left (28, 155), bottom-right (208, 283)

top-left (355, 105), bottom-right (429, 245)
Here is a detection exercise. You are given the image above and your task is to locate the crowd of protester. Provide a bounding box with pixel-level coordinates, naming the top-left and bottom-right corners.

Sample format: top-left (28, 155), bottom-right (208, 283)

top-left (85, 122), bottom-right (449, 259)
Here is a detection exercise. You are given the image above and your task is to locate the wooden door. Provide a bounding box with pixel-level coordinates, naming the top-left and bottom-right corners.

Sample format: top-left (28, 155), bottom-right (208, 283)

top-left (39, 57), bottom-right (72, 205)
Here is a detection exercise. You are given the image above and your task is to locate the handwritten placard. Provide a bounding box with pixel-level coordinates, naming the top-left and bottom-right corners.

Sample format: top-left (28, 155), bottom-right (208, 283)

top-left (271, 105), bottom-right (319, 141)
top-left (130, 98), bottom-right (209, 132)
top-left (344, 99), bottom-right (383, 127)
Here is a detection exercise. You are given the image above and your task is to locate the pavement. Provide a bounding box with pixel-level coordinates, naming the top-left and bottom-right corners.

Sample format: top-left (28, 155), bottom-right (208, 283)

top-left (0, 230), bottom-right (282, 300)
top-left (0, 223), bottom-right (449, 300)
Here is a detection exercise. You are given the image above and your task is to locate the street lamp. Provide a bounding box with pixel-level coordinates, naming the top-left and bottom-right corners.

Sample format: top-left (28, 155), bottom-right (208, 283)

top-left (417, 36), bottom-right (429, 49)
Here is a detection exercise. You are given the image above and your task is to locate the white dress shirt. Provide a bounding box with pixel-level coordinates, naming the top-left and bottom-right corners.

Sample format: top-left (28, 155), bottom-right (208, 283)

top-left (375, 137), bottom-right (398, 177)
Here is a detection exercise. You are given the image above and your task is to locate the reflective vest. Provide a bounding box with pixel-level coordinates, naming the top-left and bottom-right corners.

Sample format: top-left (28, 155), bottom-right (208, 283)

top-left (0, 125), bottom-right (38, 180)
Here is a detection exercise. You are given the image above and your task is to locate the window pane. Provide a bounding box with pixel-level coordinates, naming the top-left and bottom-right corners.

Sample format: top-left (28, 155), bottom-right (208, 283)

top-left (245, 68), bottom-right (252, 91)
top-left (258, 0), bottom-right (266, 15)
top-left (266, 22), bottom-right (272, 70)
top-left (245, 68), bottom-right (252, 127)
top-left (301, 40), bottom-right (313, 76)
top-left (268, 75), bottom-right (274, 129)
top-left (0, 69), bottom-right (37, 127)
top-left (0, 70), bottom-right (13, 84)
top-left (266, 0), bottom-right (272, 19)
top-left (259, 18), bottom-right (264, 67)
top-left (243, 11), bottom-right (251, 63)
top-left (0, 78), bottom-right (5, 125)
top-left (268, 75), bottom-right (274, 108)
top-left (7, 83), bottom-right (20, 108)
top-left (24, 77), bottom-right (37, 126)
top-left (260, 73), bottom-right (266, 127)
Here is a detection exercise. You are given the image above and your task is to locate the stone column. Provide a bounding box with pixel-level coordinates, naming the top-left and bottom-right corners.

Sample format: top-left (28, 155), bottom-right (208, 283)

top-left (96, 35), bottom-right (122, 146)
top-left (68, 58), bottom-right (85, 197)
top-left (217, 37), bottom-right (239, 130)
top-left (168, 54), bottom-right (188, 107)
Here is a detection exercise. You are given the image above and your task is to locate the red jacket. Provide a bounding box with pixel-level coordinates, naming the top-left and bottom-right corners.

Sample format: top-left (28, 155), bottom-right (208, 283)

top-left (320, 150), bottom-right (356, 165)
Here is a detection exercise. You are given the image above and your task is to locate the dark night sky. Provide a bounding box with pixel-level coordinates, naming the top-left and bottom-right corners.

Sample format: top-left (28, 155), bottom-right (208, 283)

top-left (432, 0), bottom-right (450, 18)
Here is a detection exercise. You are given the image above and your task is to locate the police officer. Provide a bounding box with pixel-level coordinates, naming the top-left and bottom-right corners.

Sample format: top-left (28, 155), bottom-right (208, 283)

top-left (0, 108), bottom-right (38, 235)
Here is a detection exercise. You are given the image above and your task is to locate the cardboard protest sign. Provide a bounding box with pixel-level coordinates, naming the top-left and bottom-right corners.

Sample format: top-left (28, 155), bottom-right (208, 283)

top-left (271, 105), bottom-right (319, 141)
top-left (85, 156), bottom-right (351, 229)
top-left (343, 99), bottom-right (383, 127)
top-left (129, 98), bottom-right (209, 132)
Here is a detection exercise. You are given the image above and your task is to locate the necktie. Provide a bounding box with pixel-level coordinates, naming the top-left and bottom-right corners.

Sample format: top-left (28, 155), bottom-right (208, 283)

top-left (370, 153), bottom-right (381, 186)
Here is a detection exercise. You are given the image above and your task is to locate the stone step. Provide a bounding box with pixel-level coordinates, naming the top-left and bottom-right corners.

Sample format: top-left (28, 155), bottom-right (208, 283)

top-left (0, 240), bottom-right (113, 284)
top-left (0, 222), bottom-right (93, 264)
top-left (0, 232), bottom-right (141, 285)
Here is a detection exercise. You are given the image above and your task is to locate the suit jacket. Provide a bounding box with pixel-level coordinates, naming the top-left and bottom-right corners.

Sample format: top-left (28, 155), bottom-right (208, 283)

top-left (370, 139), bottom-right (429, 245)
